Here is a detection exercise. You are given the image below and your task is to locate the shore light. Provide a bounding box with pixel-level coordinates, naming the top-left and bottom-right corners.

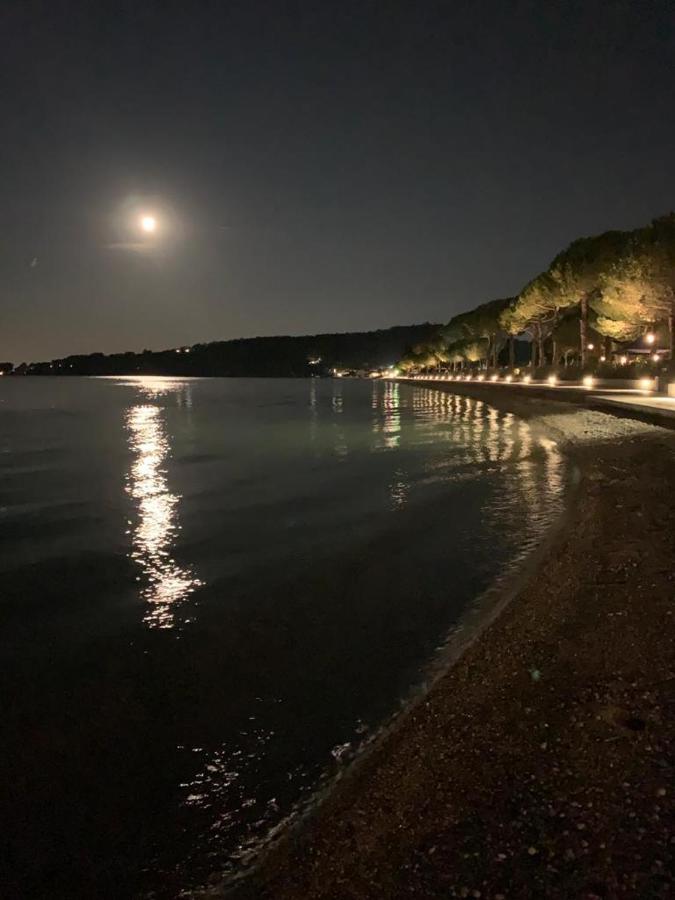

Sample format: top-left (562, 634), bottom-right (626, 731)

top-left (490, 374), bottom-right (499, 382)
top-left (477, 374), bottom-right (485, 381)
top-left (600, 355), bottom-right (606, 362)
top-left (587, 343), bottom-right (594, 351)
top-left (639, 377), bottom-right (654, 390)
top-left (547, 375), bottom-right (558, 386)
top-left (522, 374), bottom-right (531, 384)
top-left (651, 353), bottom-right (660, 363)
top-left (645, 332), bottom-right (655, 345)
top-left (619, 355), bottom-right (628, 365)
top-left (582, 375), bottom-right (595, 388)
top-left (504, 374), bottom-right (513, 383)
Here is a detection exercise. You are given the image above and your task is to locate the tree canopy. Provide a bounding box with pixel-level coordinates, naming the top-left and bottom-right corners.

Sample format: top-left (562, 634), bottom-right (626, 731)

top-left (397, 211), bottom-right (675, 373)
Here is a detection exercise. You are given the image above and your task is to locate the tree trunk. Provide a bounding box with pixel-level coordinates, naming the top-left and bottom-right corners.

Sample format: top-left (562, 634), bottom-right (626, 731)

top-left (531, 327), bottom-right (538, 367)
top-left (536, 323), bottom-right (544, 369)
top-left (604, 335), bottom-right (611, 360)
top-left (669, 300), bottom-right (675, 363)
top-left (509, 335), bottom-right (515, 368)
top-left (580, 295), bottom-right (589, 367)
top-left (552, 339), bottom-right (558, 367)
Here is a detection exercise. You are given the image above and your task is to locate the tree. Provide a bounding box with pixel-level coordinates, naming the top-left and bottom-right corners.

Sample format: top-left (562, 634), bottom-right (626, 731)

top-left (469, 297), bottom-right (512, 368)
top-left (547, 229), bottom-right (633, 365)
top-left (443, 297), bottom-right (512, 369)
top-left (461, 338), bottom-right (490, 365)
top-left (396, 211), bottom-right (675, 377)
top-left (499, 300), bottom-right (525, 367)
top-left (506, 272), bottom-right (563, 366)
top-left (596, 214), bottom-right (675, 359)
top-left (650, 213), bottom-right (675, 358)
top-left (550, 310), bottom-right (603, 366)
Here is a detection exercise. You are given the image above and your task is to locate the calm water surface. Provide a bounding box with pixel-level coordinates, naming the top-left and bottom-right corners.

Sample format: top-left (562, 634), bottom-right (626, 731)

top-left (0, 376), bottom-right (568, 897)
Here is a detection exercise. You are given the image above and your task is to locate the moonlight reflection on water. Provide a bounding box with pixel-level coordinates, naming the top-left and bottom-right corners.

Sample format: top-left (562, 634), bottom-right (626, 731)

top-left (124, 385), bottom-right (202, 629)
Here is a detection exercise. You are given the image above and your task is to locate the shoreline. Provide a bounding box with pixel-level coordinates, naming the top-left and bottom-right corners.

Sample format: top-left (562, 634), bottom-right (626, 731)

top-left (218, 384), bottom-right (674, 900)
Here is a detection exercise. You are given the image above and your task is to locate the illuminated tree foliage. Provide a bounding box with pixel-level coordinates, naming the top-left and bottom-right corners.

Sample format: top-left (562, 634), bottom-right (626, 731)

top-left (397, 213), bottom-right (675, 374)
top-left (501, 273), bottom-right (562, 366)
top-left (442, 297), bottom-right (511, 368)
top-left (399, 335), bottom-right (451, 372)
top-left (596, 214), bottom-right (675, 350)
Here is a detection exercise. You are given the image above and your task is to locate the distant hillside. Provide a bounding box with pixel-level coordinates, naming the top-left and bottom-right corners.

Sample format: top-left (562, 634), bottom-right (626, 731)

top-left (23, 324), bottom-right (441, 377)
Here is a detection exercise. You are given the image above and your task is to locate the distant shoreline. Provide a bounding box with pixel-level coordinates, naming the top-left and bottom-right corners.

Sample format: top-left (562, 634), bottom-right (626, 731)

top-left (223, 385), bottom-right (675, 900)
top-left (0, 322), bottom-right (441, 380)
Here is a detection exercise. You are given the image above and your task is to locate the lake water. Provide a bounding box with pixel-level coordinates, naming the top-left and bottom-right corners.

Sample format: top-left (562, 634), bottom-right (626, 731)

top-left (0, 376), bottom-right (568, 897)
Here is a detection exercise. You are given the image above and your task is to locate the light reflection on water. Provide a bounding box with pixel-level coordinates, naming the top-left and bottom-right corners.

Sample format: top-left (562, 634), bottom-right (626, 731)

top-left (123, 378), bottom-right (202, 629)
top-left (381, 380), bottom-right (401, 450)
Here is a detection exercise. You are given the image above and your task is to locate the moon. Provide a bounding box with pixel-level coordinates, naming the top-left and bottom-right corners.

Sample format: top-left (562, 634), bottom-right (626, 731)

top-left (140, 215), bottom-right (157, 233)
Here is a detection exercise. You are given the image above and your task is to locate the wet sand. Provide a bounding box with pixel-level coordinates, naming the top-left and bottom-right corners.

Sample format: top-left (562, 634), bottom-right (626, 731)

top-left (222, 386), bottom-right (674, 900)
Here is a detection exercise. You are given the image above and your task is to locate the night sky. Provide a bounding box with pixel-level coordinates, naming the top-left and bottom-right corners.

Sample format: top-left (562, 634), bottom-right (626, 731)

top-left (2, 0), bottom-right (674, 362)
